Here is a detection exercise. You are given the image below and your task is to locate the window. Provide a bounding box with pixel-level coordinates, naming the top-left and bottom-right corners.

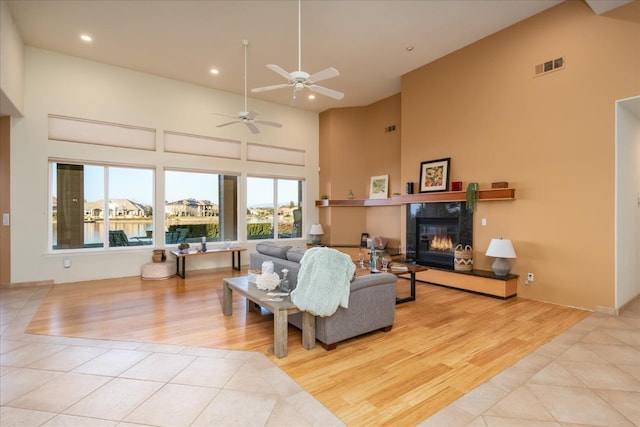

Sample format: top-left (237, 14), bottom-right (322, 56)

top-left (51, 162), bottom-right (154, 250)
top-left (247, 177), bottom-right (303, 240)
top-left (164, 170), bottom-right (238, 245)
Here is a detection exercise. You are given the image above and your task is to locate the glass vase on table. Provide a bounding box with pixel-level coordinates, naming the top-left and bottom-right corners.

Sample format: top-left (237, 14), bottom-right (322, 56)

top-left (280, 269), bottom-right (290, 293)
top-left (381, 254), bottom-right (392, 271)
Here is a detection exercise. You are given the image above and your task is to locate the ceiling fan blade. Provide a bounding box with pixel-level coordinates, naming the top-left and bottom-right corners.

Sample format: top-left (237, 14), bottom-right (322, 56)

top-left (211, 112), bottom-right (237, 119)
top-left (308, 67), bottom-right (339, 83)
top-left (245, 122), bottom-right (260, 134)
top-left (266, 64), bottom-right (292, 80)
top-left (309, 85), bottom-right (345, 100)
top-left (216, 121), bottom-right (239, 128)
top-left (245, 110), bottom-right (259, 120)
top-left (255, 120), bottom-right (283, 128)
top-left (251, 83), bottom-right (291, 93)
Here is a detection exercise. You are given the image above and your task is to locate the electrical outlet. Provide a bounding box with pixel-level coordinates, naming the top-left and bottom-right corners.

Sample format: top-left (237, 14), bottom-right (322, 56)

top-left (527, 272), bottom-right (534, 281)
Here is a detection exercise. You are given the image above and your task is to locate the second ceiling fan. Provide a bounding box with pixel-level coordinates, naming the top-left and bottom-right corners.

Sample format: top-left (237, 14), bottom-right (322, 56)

top-left (251, 0), bottom-right (344, 101)
top-left (214, 40), bottom-right (282, 134)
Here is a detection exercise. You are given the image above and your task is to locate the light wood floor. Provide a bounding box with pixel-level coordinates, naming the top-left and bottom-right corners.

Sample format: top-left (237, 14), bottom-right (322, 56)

top-left (26, 267), bottom-right (591, 426)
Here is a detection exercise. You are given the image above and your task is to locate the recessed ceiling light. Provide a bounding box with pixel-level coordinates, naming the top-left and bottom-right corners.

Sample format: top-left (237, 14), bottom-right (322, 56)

top-left (210, 69), bottom-right (219, 75)
top-left (308, 94), bottom-right (315, 100)
top-left (80, 34), bottom-right (92, 42)
top-left (406, 46), bottom-right (414, 52)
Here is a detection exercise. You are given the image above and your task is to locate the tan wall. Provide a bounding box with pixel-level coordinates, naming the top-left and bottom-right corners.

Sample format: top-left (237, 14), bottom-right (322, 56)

top-left (363, 95), bottom-right (402, 249)
top-left (319, 95), bottom-right (401, 246)
top-left (0, 116), bottom-right (10, 285)
top-left (401, 1), bottom-right (639, 310)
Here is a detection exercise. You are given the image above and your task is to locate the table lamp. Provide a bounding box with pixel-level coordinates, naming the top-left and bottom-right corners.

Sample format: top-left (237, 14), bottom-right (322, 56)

top-left (309, 224), bottom-right (324, 245)
top-left (485, 238), bottom-right (516, 276)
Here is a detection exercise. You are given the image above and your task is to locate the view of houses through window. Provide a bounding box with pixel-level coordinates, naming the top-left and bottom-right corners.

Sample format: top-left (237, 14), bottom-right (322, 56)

top-left (50, 162), bottom-right (304, 251)
top-left (51, 163), bottom-right (154, 249)
top-left (164, 170), bottom-right (238, 246)
top-left (246, 177), bottom-right (303, 240)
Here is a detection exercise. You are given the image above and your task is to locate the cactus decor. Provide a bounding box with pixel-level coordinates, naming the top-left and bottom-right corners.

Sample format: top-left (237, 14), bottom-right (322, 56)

top-left (466, 182), bottom-right (479, 211)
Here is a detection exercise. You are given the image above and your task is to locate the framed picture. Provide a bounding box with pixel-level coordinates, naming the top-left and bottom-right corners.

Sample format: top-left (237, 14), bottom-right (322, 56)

top-left (419, 158), bottom-right (450, 193)
top-left (369, 174), bottom-right (389, 199)
top-left (360, 233), bottom-right (369, 248)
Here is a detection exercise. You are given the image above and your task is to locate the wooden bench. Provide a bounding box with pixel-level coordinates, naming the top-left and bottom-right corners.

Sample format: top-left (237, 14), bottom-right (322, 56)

top-left (170, 247), bottom-right (246, 278)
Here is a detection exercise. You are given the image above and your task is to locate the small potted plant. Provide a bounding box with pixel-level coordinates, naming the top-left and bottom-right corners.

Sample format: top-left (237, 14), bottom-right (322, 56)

top-left (466, 182), bottom-right (479, 211)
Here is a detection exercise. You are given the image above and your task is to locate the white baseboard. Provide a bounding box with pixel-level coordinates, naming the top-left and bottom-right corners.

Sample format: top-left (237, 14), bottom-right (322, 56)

top-left (0, 279), bottom-right (53, 289)
top-left (594, 305), bottom-right (618, 316)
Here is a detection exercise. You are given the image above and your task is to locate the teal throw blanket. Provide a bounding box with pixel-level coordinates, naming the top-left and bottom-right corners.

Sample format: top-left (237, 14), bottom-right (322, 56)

top-left (291, 247), bottom-right (355, 317)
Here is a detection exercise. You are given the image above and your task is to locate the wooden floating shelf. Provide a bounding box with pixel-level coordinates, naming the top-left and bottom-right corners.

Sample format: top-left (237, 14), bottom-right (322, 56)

top-left (316, 188), bottom-right (515, 207)
top-left (315, 198), bottom-right (397, 207)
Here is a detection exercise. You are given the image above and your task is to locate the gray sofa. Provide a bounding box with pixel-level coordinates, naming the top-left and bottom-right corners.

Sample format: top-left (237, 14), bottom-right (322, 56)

top-left (249, 243), bottom-right (397, 350)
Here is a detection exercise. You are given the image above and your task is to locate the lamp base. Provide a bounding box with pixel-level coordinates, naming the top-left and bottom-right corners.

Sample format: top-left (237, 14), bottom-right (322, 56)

top-left (310, 235), bottom-right (322, 245)
top-left (491, 257), bottom-right (511, 277)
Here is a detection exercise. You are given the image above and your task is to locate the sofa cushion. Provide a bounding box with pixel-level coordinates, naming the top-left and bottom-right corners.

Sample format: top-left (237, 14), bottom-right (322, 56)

top-left (286, 247), bottom-right (306, 263)
top-left (256, 242), bottom-right (291, 260)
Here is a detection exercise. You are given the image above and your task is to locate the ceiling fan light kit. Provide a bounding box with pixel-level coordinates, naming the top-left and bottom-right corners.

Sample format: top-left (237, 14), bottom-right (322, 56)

top-left (213, 40), bottom-right (282, 134)
top-left (251, 0), bottom-right (344, 101)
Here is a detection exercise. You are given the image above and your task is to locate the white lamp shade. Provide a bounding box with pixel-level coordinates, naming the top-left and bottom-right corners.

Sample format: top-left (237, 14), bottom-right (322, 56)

top-left (485, 238), bottom-right (516, 258)
top-left (309, 224), bottom-right (324, 235)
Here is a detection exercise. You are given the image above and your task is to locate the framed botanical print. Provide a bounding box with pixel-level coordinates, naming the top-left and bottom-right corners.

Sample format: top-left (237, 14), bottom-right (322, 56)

top-left (369, 174), bottom-right (389, 199)
top-left (419, 158), bottom-right (450, 193)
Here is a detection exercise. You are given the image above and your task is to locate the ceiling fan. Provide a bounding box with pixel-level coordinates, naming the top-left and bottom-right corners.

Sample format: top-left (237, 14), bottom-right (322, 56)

top-left (251, 0), bottom-right (344, 101)
top-left (213, 40), bottom-right (282, 134)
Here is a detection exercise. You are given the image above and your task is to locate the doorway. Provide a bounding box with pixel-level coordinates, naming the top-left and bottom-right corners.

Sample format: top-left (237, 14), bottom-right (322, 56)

top-left (615, 96), bottom-right (640, 310)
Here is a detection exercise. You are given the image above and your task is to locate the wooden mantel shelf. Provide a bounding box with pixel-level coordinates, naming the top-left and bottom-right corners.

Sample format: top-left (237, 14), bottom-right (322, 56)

top-left (392, 188), bottom-right (515, 204)
top-left (316, 188), bottom-right (515, 207)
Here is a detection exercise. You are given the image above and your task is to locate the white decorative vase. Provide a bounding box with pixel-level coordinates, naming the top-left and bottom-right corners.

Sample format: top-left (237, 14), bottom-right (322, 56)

top-left (262, 261), bottom-right (274, 275)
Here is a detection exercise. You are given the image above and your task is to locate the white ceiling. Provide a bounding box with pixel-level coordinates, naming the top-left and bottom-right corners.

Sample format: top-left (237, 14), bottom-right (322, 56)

top-left (4, 0), bottom-right (630, 114)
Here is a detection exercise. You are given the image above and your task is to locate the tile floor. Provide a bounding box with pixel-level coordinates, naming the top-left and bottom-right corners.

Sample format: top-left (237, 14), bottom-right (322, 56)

top-left (420, 297), bottom-right (640, 427)
top-left (1, 285), bottom-right (639, 427)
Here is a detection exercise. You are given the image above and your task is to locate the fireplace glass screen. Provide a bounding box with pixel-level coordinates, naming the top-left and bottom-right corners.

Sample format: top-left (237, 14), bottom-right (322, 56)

top-left (417, 219), bottom-right (459, 269)
top-left (406, 202), bottom-right (473, 270)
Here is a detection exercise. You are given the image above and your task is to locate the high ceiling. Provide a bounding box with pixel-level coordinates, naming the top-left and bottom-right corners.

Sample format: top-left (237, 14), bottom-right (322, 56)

top-left (4, 0), bottom-right (630, 113)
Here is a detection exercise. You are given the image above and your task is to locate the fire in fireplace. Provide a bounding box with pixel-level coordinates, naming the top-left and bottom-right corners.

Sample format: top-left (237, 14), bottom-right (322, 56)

top-left (420, 226), bottom-right (454, 251)
top-left (406, 202), bottom-right (472, 270)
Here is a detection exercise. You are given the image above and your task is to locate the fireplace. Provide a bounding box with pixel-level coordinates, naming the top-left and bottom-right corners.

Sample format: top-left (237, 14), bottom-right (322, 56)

top-left (406, 202), bottom-right (472, 270)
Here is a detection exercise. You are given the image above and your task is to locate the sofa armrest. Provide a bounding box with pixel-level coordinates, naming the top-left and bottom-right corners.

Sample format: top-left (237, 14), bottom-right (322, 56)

top-left (350, 272), bottom-right (397, 292)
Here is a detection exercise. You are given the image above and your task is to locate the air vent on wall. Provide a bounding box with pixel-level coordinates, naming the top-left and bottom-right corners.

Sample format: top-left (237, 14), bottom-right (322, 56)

top-left (534, 56), bottom-right (565, 77)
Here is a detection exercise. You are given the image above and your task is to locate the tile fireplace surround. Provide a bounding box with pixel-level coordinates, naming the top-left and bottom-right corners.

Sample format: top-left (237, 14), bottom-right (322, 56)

top-left (406, 201), bottom-right (473, 270)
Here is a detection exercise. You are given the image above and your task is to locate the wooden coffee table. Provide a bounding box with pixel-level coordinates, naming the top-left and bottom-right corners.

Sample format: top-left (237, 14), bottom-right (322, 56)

top-left (222, 276), bottom-right (315, 358)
